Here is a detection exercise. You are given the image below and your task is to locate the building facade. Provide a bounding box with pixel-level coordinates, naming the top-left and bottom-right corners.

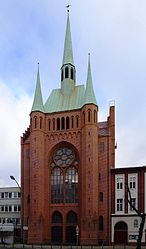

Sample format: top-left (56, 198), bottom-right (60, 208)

top-left (21, 13), bottom-right (115, 245)
top-left (111, 166), bottom-right (146, 245)
top-left (0, 187), bottom-right (21, 243)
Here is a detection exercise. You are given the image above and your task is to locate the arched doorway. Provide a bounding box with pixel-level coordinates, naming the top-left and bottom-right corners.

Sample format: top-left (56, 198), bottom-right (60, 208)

top-left (114, 221), bottom-right (128, 244)
top-left (66, 211), bottom-right (77, 244)
top-left (51, 211), bottom-right (63, 243)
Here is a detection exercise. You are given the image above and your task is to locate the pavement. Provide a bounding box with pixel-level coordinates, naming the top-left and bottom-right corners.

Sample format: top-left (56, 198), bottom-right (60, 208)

top-left (0, 245), bottom-right (146, 249)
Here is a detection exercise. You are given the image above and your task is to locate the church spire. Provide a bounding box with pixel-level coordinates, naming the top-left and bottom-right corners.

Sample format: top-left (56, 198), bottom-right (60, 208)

top-left (31, 63), bottom-right (44, 113)
top-left (62, 13), bottom-right (74, 66)
top-left (61, 12), bottom-right (76, 95)
top-left (84, 54), bottom-right (97, 105)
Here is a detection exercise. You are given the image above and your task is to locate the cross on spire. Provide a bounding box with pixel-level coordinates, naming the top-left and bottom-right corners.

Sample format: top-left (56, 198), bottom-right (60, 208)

top-left (66, 4), bottom-right (71, 13)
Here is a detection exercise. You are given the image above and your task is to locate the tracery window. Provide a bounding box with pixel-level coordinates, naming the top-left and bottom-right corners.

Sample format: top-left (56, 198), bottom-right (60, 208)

top-left (65, 167), bottom-right (78, 203)
top-left (51, 168), bottom-right (63, 203)
top-left (50, 147), bottom-right (78, 204)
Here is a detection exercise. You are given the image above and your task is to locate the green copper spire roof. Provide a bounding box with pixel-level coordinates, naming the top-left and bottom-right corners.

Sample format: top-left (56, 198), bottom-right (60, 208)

top-left (84, 54), bottom-right (97, 106)
top-left (31, 64), bottom-right (44, 113)
top-left (62, 13), bottom-right (74, 65)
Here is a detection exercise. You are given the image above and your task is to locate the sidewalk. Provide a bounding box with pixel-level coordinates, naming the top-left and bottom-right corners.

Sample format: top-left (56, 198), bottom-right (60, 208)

top-left (0, 245), bottom-right (145, 249)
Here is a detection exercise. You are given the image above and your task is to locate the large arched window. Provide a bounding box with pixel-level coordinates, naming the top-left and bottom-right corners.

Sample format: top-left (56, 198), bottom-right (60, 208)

top-left (50, 147), bottom-right (78, 204)
top-left (51, 168), bottom-right (63, 203)
top-left (65, 167), bottom-right (78, 203)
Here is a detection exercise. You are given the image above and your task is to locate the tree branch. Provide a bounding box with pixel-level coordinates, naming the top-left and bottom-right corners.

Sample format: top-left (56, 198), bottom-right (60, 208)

top-left (127, 186), bottom-right (142, 217)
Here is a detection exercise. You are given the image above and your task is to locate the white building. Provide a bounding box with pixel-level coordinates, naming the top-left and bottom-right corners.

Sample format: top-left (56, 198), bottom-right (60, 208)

top-left (0, 187), bottom-right (21, 244)
top-left (111, 166), bottom-right (146, 245)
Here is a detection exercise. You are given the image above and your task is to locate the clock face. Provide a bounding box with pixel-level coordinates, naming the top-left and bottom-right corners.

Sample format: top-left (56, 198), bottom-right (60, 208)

top-left (53, 148), bottom-right (75, 166)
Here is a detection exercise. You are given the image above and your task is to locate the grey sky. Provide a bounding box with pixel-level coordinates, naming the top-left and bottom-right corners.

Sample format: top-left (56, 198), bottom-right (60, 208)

top-left (0, 0), bottom-right (146, 186)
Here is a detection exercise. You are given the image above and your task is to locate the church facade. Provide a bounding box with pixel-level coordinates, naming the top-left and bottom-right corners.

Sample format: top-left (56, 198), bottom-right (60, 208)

top-left (21, 14), bottom-right (115, 245)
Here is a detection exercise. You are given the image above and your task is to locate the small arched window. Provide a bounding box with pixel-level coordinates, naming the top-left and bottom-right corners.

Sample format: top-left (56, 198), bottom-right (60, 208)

top-left (88, 109), bottom-right (91, 122)
top-left (34, 116), bottom-right (37, 129)
top-left (66, 116), bottom-right (70, 129)
top-left (83, 111), bottom-right (85, 124)
top-left (94, 110), bottom-right (97, 123)
top-left (30, 118), bottom-right (32, 129)
top-left (65, 66), bottom-right (69, 78)
top-left (61, 117), bottom-right (65, 130)
top-left (57, 118), bottom-right (60, 130)
top-left (99, 216), bottom-right (104, 230)
top-left (40, 117), bottom-right (42, 129)
top-left (134, 219), bottom-right (138, 228)
top-left (71, 116), bottom-right (74, 128)
top-left (99, 192), bottom-right (103, 202)
top-left (53, 118), bottom-right (55, 131)
top-left (48, 119), bottom-right (51, 131)
top-left (76, 115), bottom-right (79, 128)
top-left (71, 68), bottom-right (74, 80)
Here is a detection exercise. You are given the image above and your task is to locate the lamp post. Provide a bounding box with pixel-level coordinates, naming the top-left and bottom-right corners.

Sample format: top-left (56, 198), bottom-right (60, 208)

top-left (10, 176), bottom-right (21, 191)
top-left (76, 225), bottom-right (79, 245)
top-left (10, 176), bottom-right (23, 243)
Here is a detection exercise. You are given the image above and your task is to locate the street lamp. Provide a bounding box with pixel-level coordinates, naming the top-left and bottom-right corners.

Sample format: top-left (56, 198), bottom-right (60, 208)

top-left (76, 225), bottom-right (79, 245)
top-left (10, 175), bottom-right (22, 243)
top-left (10, 176), bottom-right (21, 190)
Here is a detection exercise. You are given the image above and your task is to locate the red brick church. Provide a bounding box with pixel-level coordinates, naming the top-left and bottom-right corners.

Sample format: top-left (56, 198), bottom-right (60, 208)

top-left (21, 13), bottom-right (115, 245)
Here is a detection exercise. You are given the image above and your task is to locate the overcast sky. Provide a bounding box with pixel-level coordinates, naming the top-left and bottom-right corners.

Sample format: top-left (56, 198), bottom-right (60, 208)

top-left (0, 0), bottom-right (146, 187)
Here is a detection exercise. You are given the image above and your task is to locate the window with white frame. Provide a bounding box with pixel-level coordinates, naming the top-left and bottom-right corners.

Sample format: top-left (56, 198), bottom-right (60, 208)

top-left (117, 198), bottom-right (123, 211)
top-left (130, 198), bottom-right (136, 211)
top-left (129, 176), bottom-right (136, 189)
top-left (134, 219), bottom-right (138, 228)
top-left (117, 177), bottom-right (123, 189)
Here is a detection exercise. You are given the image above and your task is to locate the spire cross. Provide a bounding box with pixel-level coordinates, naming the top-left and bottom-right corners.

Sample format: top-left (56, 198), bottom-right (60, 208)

top-left (66, 4), bottom-right (71, 13)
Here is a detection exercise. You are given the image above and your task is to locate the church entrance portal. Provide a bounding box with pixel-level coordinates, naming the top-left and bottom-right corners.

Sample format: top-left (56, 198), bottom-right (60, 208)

top-left (65, 211), bottom-right (77, 244)
top-left (51, 211), bottom-right (77, 244)
top-left (51, 211), bottom-right (63, 244)
top-left (114, 221), bottom-right (128, 244)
